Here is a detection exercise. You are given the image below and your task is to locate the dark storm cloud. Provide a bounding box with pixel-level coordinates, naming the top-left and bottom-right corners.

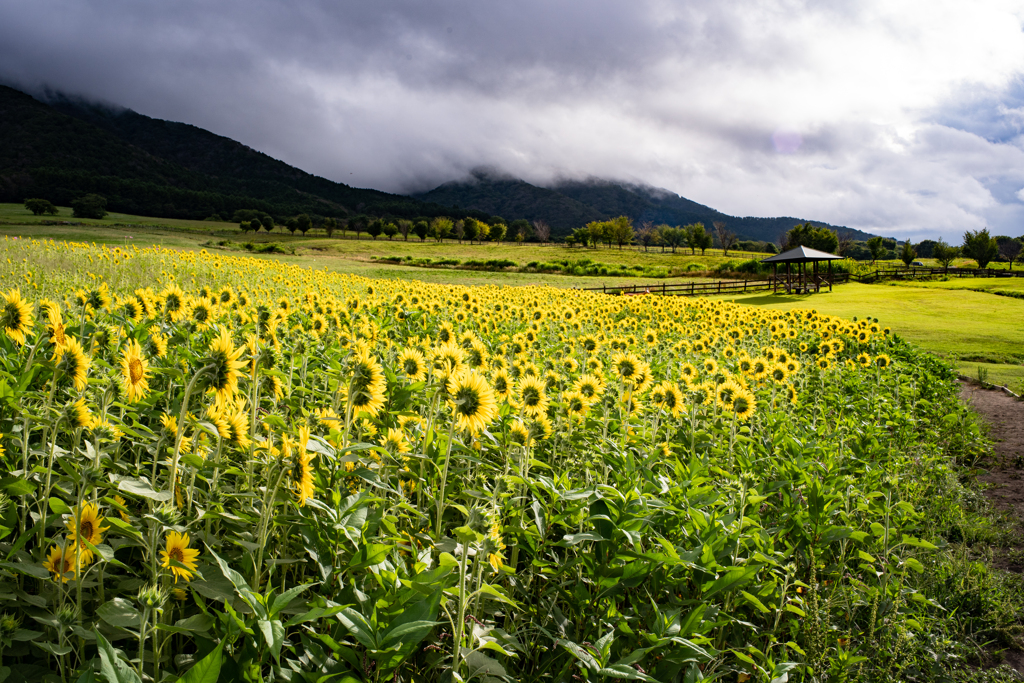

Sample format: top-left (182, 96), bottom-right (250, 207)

top-left (2, 0), bottom-right (1024, 240)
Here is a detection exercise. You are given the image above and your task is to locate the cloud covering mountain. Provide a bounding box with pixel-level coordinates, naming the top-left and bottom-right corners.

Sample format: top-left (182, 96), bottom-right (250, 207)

top-left (2, 0), bottom-right (1024, 241)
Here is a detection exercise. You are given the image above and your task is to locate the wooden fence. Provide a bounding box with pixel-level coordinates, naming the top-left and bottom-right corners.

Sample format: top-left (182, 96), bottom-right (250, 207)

top-left (583, 265), bottom-right (1022, 298)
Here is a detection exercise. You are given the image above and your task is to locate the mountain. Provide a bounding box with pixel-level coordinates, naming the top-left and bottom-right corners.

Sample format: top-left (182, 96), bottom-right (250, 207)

top-left (0, 84), bottom-right (486, 222)
top-left (413, 170), bottom-right (874, 243)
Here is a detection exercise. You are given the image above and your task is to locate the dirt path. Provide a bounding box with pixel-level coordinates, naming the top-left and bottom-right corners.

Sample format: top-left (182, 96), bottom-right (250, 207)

top-left (959, 380), bottom-right (1024, 573)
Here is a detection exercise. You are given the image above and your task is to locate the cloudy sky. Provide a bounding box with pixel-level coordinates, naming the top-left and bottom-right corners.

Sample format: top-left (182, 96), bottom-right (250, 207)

top-left (2, 0), bottom-right (1024, 240)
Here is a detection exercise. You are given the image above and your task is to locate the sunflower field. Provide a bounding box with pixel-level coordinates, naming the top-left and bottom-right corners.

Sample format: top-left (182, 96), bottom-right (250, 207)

top-left (0, 236), bottom-right (1002, 682)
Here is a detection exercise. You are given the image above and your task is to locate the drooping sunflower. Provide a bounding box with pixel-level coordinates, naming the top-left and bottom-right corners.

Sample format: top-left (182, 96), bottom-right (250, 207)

top-left (160, 531), bottom-right (200, 583)
top-left (206, 328), bottom-right (245, 405)
top-left (66, 503), bottom-right (109, 566)
top-left (509, 420), bottom-right (531, 446)
top-left (43, 544), bottom-right (78, 583)
top-left (398, 348), bottom-right (427, 382)
top-left (67, 397), bottom-right (94, 430)
top-left (347, 349), bottom-right (387, 418)
top-left (1, 289), bottom-right (34, 346)
top-left (119, 339), bottom-right (150, 402)
top-left (291, 426), bottom-right (316, 506)
top-left (448, 370), bottom-right (498, 433)
top-left (56, 337), bottom-right (91, 392)
top-left (517, 376), bottom-right (549, 419)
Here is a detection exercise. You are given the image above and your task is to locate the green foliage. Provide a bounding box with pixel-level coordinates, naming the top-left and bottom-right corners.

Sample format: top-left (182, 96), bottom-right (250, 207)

top-left (900, 239), bottom-right (918, 266)
top-left (962, 229), bottom-right (999, 269)
top-left (71, 193), bottom-right (108, 219)
top-left (932, 240), bottom-right (961, 271)
top-left (787, 222), bottom-right (840, 255)
top-left (23, 198), bottom-right (57, 215)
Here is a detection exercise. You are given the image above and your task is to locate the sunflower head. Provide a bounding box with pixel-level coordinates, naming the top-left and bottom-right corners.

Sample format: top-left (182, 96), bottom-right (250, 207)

top-left (448, 370), bottom-right (497, 433)
top-left (160, 531), bottom-right (200, 583)
top-left (1, 289), bottom-right (34, 346)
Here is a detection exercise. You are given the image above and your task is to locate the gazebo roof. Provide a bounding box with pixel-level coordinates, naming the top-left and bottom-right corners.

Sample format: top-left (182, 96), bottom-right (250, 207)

top-left (761, 245), bottom-right (844, 264)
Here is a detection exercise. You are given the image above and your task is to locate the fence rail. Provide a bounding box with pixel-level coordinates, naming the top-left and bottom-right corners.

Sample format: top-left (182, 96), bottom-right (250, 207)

top-left (583, 265), bottom-right (1022, 297)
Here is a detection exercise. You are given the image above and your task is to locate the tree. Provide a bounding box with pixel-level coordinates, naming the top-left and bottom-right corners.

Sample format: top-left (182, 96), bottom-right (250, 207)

top-left (352, 215), bottom-right (368, 240)
top-left (72, 194), bottom-right (107, 219)
top-left (324, 217), bottom-right (336, 238)
top-left (866, 236), bottom-right (885, 264)
top-left (660, 225), bottom-right (684, 253)
top-left (476, 222), bottom-right (490, 242)
top-left (430, 217), bottom-right (453, 242)
top-left (286, 218), bottom-right (298, 235)
top-left (383, 222), bottom-right (399, 240)
top-left (24, 198), bottom-right (58, 215)
top-left (250, 217), bottom-right (263, 233)
top-left (454, 220), bottom-right (466, 243)
top-left (296, 213), bottom-right (312, 237)
top-left (932, 239), bottom-right (960, 272)
top-left (463, 218), bottom-right (479, 243)
top-left (713, 221), bottom-right (738, 256)
top-left (239, 221), bottom-right (252, 234)
top-left (899, 239), bottom-right (917, 266)
top-left (997, 237), bottom-right (1021, 270)
top-left (962, 228), bottom-right (999, 268)
top-left (367, 219), bottom-right (383, 240)
top-left (684, 223), bottom-right (708, 255)
top-left (413, 220), bottom-right (429, 241)
top-left (635, 223), bottom-right (658, 252)
top-left (785, 222), bottom-right (839, 254)
top-left (260, 213), bottom-right (275, 232)
top-left (837, 230), bottom-right (855, 257)
top-left (532, 219), bottom-right (551, 244)
top-left (510, 219), bottom-right (532, 243)
top-left (489, 221), bottom-right (506, 243)
top-left (397, 219), bottom-right (412, 241)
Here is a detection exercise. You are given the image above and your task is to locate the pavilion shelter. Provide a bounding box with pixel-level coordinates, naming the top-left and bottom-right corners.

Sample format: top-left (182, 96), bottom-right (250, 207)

top-left (761, 246), bottom-right (844, 294)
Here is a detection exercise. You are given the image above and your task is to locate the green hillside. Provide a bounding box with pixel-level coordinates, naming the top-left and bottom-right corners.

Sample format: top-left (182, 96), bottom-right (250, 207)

top-left (415, 171), bottom-right (876, 242)
top-left (0, 85), bottom-right (486, 222)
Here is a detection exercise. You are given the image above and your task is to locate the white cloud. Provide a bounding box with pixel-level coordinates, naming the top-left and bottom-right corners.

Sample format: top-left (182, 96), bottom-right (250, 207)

top-left (3, 0), bottom-right (1024, 239)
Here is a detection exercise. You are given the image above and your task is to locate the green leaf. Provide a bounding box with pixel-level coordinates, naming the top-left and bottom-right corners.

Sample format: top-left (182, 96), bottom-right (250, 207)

top-left (597, 664), bottom-right (657, 681)
top-left (337, 607), bottom-right (379, 650)
top-left (380, 620), bottom-right (437, 650)
top-left (48, 497), bottom-right (70, 514)
top-left (96, 598), bottom-right (142, 629)
top-left (0, 478), bottom-right (35, 497)
top-left (94, 629), bottom-right (142, 683)
top-left (0, 561), bottom-right (51, 580)
top-left (269, 583), bottom-right (315, 618)
top-left (703, 565), bottom-right (761, 600)
top-left (346, 544), bottom-right (391, 572)
top-left (176, 638), bottom-right (225, 683)
top-left (740, 590), bottom-right (770, 614)
top-left (118, 478), bottom-right (172, 502)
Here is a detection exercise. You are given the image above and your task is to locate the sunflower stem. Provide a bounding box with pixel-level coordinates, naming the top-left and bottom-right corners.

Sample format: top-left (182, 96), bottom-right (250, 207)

top-left (433, 417), bottom-right (457, 541)
top-left (168, 364), bottom-right (214, 496)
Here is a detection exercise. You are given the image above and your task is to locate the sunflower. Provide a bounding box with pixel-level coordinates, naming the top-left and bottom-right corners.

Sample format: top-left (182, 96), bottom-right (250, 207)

top-left (382, 428), bottom-right (411, 456)
top-left (730, 387), bottom-right (757, 420)
top-left (517, 376), bottom-right (549, 419)
top-left (856, 352), bottom-right (872, 368)
top-left (291, 427), bottom-right (316, 506)
top-left (66, 503), bottom-right (108, 566)
top-left (448, 370), bottom-right (498, 433)
top-left (573, 374), bottom-right (605, 402)
top-left (875, 354), bottom-right (892, 369)
top-left (398, 348), bottom-right (427, 382)
top-left (160, 531), bottom-right (200, 583)
top-left (206, 328), bottom-right (245, 405)
top-left (716, 379), bottom-right (742, 410)
top-left (653, 381), bottom-right (684, 417)
top-left (563, 390), bottom-right (589, 420)
top-left (612, 352), bottom-right (644, 386)
top-left (679, 362), bottom-right (698, 384)
top-left (769, 363), bottom-right (789, 384)
top-left (509, 420), bottom-right (530, 446)
top-left (1, 289), bottom-right (34, 345)
top-left (43, 544), bottom-right (78, 583)
top-left (56, 336), bottom-right (90, 392)
top-left (119, 339), bottom-right (149, 402)
top-left (45, 307), bottom-right (68, 356)
top-left (347, 349), bottom-right (387, 418)
top-left (67, 398), bottom-right (95, 430)
top-left (491, 369), bottom-right (513, 400)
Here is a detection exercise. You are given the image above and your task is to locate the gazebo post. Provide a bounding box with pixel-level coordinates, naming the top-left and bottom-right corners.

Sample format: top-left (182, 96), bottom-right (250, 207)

top-left (828, 260), bottom-right (832, 292)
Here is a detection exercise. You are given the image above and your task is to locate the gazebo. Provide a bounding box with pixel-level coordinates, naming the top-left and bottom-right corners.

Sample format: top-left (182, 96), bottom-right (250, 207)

top-left (761, 246), bottom-right (844, 294)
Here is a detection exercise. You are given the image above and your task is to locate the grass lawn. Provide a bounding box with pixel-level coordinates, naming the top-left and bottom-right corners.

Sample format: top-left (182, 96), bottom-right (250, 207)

top-left (717, 283), bottom-right (1024, 385)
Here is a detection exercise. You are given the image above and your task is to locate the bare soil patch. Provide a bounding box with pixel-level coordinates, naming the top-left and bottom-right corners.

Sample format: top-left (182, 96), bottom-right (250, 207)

top-left (959, 380), bottom-right (1024, 572)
